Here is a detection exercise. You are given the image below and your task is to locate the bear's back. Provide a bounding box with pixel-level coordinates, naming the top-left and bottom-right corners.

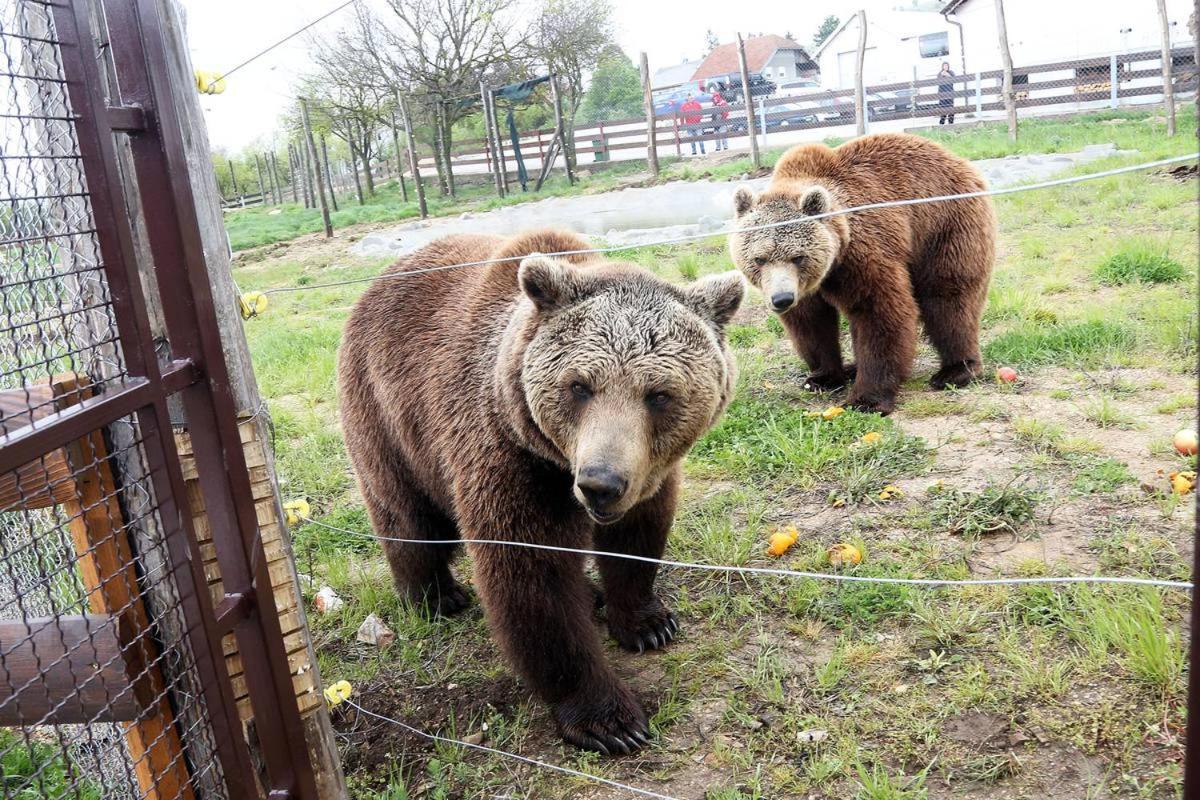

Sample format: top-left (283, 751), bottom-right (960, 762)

top-left (772, 133), bottom-right (985, 207)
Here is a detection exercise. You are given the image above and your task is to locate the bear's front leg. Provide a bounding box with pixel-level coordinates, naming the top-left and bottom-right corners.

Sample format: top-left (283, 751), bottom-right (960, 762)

top-left (460, 474), bottom-right (650, 755)
top-left (845, 274), bottom-right (918, 415)
top-left (780, 294), bottom-right (849, 390)
top-left (594, 470), bottom-right (679, 653)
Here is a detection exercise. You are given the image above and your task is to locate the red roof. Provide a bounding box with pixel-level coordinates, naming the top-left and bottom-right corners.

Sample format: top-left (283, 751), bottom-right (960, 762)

top-left (691, 35), bottom-right (810, 82)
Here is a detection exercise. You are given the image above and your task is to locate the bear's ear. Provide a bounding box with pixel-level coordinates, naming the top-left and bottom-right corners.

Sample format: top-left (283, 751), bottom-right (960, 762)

top-left (518, 254), bottom-right (576, 312)
top-left (733, 186), bottom-right (757, 218)
top-left (798, 185), bottom-right (831, 218)
top-left (685, 270), bottom-right (745, 330)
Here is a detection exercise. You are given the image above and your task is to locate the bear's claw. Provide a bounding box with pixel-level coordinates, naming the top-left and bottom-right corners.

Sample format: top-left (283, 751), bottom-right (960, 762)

top-left (929, 360), bottom-right (982, 390)
top-left (555, 687), bottom-right (651, 756)
top-left (611, 608), bottom-right (679, 653)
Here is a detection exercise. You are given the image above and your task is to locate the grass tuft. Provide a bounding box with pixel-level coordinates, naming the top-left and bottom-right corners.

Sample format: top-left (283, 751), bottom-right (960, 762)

top-left (1095, 241), bottom-right (1186, 285)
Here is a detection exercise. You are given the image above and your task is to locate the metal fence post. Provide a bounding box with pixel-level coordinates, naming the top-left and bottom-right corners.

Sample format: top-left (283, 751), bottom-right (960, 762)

top-left (1110, 54), bottom-right (1119, 108)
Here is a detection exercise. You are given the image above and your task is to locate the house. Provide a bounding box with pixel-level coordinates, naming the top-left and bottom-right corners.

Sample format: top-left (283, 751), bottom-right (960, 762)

top-left (942, 0), bottom-right (1196, 74)
top-left (691, 35), bottom-right (818, 91)
top-left (812, 10), bottom-right (958, 90)
top-left (651, 59), bottom-right (703, 91)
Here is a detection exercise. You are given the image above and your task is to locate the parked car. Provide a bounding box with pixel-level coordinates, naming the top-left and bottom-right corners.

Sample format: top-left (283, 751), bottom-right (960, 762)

top-left (816, 89), bottom-right (886, 122)
top-left (774, 78), bottom-right (822, 99)
top-left (728, 99), bottom-right (818, 132)
top-left (702, 71), bottom-right (776, 99)
top-left (652, 87), bottom-right (713, 118)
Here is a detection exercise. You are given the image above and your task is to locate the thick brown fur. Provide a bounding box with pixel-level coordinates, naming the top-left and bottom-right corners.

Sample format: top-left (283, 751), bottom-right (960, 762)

top-left (338, 229), bottom-right (743, 755)
top-left (729, 133), bottom-right (996, 414)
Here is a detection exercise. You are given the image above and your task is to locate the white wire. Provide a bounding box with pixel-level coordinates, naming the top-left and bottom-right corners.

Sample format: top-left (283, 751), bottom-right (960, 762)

top-left (344, 699), bottom-right (682, 800)
top-left (301, 517), bottom-right (1193, 590)
top-left (261, 152), bottom-right (1198, 296)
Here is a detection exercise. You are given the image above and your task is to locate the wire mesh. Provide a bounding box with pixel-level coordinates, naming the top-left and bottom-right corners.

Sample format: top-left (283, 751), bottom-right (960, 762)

top-left (0, 3), bottom-right (228, 798)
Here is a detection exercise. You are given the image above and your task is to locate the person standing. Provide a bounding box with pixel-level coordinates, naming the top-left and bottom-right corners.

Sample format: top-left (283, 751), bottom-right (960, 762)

top-left (681, 94), bottom-right (706, 155)
top-left (938, 62), bottom-right (956, 125)
top-left (710, 88), bottom-right (730, 151)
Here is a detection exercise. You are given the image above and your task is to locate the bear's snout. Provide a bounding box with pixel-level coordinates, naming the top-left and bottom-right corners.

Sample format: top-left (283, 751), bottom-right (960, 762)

top-left (770, 291), bottom-right (796, 313)
top-left (575, 464), bottom-right (629, 523)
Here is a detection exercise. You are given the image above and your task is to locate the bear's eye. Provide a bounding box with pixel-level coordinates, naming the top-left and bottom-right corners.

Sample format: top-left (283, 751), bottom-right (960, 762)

top-left (569, 381), bottom-right (593, 400)
top-left (752, 257), bottom-right (767, 268)
top-left (791, 256), bottom-right (806, 268)
top-left (646, 391), bottom-right (672, 409)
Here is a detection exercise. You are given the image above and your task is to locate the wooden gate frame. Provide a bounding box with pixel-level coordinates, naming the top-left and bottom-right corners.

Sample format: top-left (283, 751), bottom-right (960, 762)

top-left (0, 2), bottom-right (329, 797)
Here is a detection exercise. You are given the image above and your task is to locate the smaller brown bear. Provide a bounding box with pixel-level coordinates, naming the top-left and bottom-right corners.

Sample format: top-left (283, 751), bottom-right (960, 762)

top-left (729, 133), bottom-right (996, 414)
top-left (339, 229), bottom-right (744, 754)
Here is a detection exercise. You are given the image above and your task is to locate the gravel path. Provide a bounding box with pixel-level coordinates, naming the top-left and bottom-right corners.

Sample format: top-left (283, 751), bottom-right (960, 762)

top-left (353, 143), bottom-right (1126, 258)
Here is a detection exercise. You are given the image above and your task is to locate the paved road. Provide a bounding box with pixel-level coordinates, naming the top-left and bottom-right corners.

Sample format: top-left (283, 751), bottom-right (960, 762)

top-left (354, 143), bottom-right (1125, 258)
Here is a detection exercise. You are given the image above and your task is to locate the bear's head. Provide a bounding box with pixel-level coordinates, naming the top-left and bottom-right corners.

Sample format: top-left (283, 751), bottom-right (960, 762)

top-left (728, 184), bottom-right (850, 314)
top-left (498, 255), bottom-right (745, 525)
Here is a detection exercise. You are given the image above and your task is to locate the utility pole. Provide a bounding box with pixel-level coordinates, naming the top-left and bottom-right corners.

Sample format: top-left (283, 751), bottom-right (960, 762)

top-left (299, 98), bottom-right (333, 238)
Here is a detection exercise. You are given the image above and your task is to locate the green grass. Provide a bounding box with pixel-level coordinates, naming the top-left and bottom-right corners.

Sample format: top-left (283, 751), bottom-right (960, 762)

top-left (0, 731), bottom-right (101, 800)
top-left (984, 320), bottom-right (1137, 368)
top-left (1096, 241), bottom-right (1187, 286)
top-left (926, 483), bottom-right (1039, 539)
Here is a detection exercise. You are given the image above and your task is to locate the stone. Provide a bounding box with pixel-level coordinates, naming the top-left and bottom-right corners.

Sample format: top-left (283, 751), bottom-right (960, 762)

top-left (355, 613), bottom-right (395, 647)
top-left (313, 586), bottom-right (343, 614)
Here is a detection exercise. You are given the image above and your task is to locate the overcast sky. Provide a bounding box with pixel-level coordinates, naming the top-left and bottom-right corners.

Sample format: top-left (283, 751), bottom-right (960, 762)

top-left (181, 0), bottom-right (913, 151)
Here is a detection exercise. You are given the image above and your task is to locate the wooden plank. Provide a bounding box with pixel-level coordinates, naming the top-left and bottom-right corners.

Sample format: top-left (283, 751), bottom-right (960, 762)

top-left (50, 374), bottom-right (195, 800)
top-left (0, 385), bottom-right (75, 511)
top-left (0, 614), bottom-right (139, 725)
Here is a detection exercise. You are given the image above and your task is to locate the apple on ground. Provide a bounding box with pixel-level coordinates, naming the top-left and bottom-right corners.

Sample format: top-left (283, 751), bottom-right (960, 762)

top-left (996, 367), bottom-right (1018, 383)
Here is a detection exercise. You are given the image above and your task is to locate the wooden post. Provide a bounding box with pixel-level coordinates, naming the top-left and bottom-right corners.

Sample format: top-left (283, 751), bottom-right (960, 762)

top-left (155, 3), bottom-right (348, 793)
top-left (286, 143), bottom-right (299, 203)
top-left (736, 34), bottom-right (760, 169)
top-left (994, 0), bottom-right (1018, 142)
top-left (390, 110), bottom-right (409, 203)
top-left (300, 98), bottom-right (333, 238)
top-left (488, 90), bottom-right (509, 195)
top-left (1155, 0), bottom-right (1176, 136)
top-left (320, 135), bottom-right (338, 212)
top-left (227, 157), bottom-right (239, 199)
top-left (481, 81), bottom-right (504, 197)
top-left (639, 52), bottom-right (659, 176)
top-left (854, 9), bottom-right (867, 136)
top-left (267, 150), bottom-right (281, 205)
top-left (253, 153), bottom-right (265, 206)
top-left (551, 75), bottom-right (575, 184)
top-left (399, 94), bottom-right (428, 218)
top-left (299, 140), bottom-right (314, 208)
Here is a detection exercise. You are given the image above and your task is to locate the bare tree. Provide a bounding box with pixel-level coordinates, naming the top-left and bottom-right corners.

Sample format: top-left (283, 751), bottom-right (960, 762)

top-left (361, 0), bottom-right (528, 196)
top-left (535, 0), bottom-right (614, 167)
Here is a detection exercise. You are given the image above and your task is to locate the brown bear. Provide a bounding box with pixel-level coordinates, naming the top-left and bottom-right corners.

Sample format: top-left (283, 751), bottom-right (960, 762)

top-left (728, 132), bottom-right (996, 414)
top-left (338, 229), bottom-right (744, 754)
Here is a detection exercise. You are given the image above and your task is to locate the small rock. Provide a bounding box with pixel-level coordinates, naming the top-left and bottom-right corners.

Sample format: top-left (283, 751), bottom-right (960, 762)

top-left (267, 209), bottom-right (283, 216)
top-left (462, 731), bottom-right (486, 745)
top-left (313, 586), bottom-right (343, 614)
top-left (446, 683), bottom-right (459, 690)
top-left (459, 212), bottom-right (473, 220)
top-left (296, 572), bottom-right (315, 593)
top-left (797, 729), bottom-right (828, 745)
top-left (355, 613), bottom-right (395, 647)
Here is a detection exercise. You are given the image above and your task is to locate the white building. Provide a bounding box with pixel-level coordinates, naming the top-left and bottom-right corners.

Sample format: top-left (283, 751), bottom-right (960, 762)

top-left (813, 11), bottom-right (959, 90)
top-left (943, 0), bottom-right (1195, 73)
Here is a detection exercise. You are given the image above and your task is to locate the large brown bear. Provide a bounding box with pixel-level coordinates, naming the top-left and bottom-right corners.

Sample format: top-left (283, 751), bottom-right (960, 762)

top-left (338, 229), bottom-right (744, 754)
top-left (729, 133), bottom-right (996, 414)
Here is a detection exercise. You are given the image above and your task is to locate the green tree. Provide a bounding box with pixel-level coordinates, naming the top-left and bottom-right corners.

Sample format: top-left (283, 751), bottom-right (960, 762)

top-left (812, 14), bottom-right (839, 48)
top-left (577, 45), bottom-right (643, 124)
top-left (704, 29), bottom-right (720, 53)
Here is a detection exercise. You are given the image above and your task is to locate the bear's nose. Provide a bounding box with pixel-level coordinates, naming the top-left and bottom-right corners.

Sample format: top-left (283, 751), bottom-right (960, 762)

top-left (576, 465), bottom-right (628, 511)
top-left (770, 291), bottom-right (796, 312)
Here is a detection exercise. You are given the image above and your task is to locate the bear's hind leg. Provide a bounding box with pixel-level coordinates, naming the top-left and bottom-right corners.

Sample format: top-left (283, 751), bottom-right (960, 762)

top-left (921, 290), bottom-right (985, 390)
top-left (594, 470), bottom-right (679, 653)
top-left (360, 454), bottom-right (470, 616)
top-left (780, 294), bottom-right (849, 390)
